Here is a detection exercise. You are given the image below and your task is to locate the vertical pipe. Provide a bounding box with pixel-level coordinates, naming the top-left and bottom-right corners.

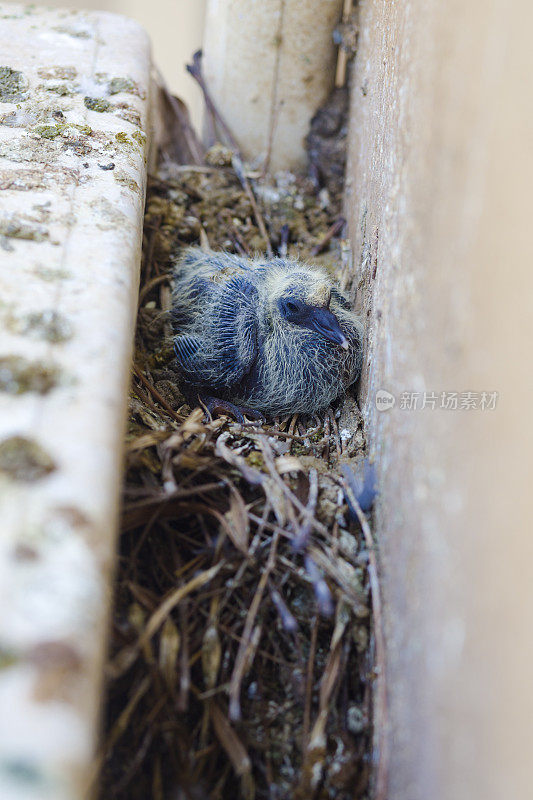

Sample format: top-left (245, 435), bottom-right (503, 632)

top-left (203, 0), bottom-right (344, 172)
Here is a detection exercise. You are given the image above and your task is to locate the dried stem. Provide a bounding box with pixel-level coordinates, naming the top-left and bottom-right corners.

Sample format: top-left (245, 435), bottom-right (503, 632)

top-left (349, 497), bottom-right (389, 800)
top-left (228, 531), bottom-right (280, 721)
top-left (187, 50), bottom-right (273, 256)
top-left (310, 217), bottom-right (346, 257)
top-left (133, 365), bottom-right (184, 424)
top-left (292, 468), bottom-right (319, 551)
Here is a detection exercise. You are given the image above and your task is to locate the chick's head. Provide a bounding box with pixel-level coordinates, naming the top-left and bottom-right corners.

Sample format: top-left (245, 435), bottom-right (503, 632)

top-left (265, 264), bottom-right (349, 350)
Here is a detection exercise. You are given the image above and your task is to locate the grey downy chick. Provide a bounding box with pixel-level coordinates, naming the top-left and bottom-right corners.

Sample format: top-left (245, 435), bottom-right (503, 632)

top-left (171, 247), bottom-right (363, 418)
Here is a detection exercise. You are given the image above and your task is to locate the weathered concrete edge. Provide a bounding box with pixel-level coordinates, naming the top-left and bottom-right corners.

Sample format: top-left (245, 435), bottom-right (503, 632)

top-left (0, 5), bottom-right (153, 798)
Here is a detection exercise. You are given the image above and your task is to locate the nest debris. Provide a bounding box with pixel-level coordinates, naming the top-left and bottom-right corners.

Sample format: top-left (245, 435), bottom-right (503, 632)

top-left (97, 111), bottom-right (379, 799)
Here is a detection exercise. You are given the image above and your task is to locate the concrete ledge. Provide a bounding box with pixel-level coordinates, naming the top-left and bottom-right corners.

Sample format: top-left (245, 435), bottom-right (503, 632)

top-left (0, 5), bottom-right (151, 798)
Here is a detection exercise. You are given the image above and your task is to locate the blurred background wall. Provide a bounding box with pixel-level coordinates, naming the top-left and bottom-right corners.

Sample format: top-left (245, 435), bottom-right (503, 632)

top-left (23, 0), bottom-right (207, 128)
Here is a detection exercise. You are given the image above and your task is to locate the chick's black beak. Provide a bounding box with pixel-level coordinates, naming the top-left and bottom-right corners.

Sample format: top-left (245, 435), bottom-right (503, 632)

top-left (308, 307), bottom-right (349, 349)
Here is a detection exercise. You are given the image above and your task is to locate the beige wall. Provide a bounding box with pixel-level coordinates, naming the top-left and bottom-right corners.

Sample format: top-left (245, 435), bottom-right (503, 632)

top-left (18, 0), bottom-right (207, 128)
top-left (346, 1), bottom-right (533, 798)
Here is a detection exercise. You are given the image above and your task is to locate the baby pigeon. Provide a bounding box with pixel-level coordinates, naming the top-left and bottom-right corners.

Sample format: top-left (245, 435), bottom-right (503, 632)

top-left (171, 247), bottom-right (363, 419)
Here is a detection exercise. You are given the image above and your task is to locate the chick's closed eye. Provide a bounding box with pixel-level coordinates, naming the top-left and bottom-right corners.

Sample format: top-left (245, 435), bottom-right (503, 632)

top-left (171, 247), bottom-right (363, 417)
top-left (279, 298), bottom-right (302, 317)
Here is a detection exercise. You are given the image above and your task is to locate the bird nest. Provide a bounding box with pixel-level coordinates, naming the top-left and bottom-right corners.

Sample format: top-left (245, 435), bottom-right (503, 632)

top-left (98, 96), bottom-right (381, 800)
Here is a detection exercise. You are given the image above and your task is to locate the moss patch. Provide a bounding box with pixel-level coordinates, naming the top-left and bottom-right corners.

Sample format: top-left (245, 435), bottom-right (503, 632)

top-left (108, 76), bottom-right (141, 96)
top-left (93, 72), bottom-right (146, 99)
top-left (131, 130), bottom-right (146, 148)
top-left (84, 96), bottom-right (112, 113)
top-left (32, 122), bottom-right (93, 140)
top-left (32, 124), bottom-right (62, 140)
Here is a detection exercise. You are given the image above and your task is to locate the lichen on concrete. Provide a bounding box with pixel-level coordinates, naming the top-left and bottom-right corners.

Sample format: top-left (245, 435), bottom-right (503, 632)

top-left (84, 96), bottom-right (142, 127)
top-left (0, 66), bottom-right (28, 102)
top-left (52, 25), bottom-right (91, 39)
top-left (113, 105), bottom-right (141, 128)
top-left (40, 84), bottom-right (76, 97)
top-left (0, 436), bottom-right (56, 482)
top-left (37, 66), bottom-right (77, 81)
top-left (0, 647), bottom-right (18, 670)
top-left (6, 310), bottom-right (73, 343)
top-left (0, 165), bottom-right (56, 192)
top-left (0, 355), bottom-right (61, 394)
top-left (0, 215), bottom-right (48, 242)
top-left (113, 168), bottom-right (140, 194)
top-left (107, 75), bottom-right (144, 99)
top-left (131, 130), bottom-right (147, 147)
top-left (84, 96), bottom-right (112, 113)
top-left (33, 264), bottom-right (70, 282)
top-left (114, 131), bottom-right (144, 152)
top-left (32, 121), bottom-right (93, 140)
top-left (90, 196), bottom-right (130, 231)
top-left (31, 124), bottom-right (63, 140)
